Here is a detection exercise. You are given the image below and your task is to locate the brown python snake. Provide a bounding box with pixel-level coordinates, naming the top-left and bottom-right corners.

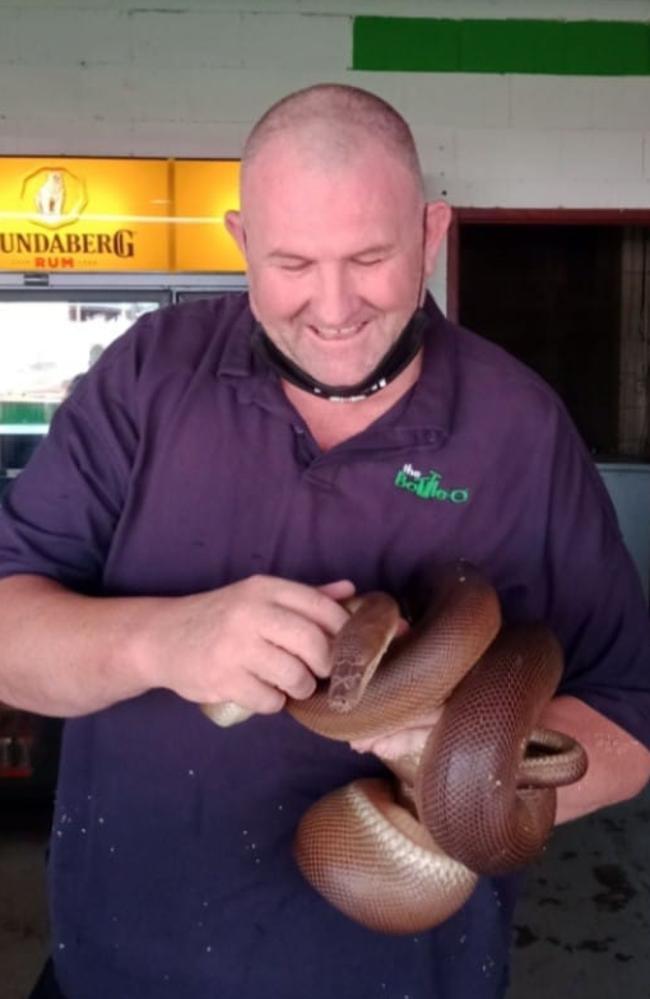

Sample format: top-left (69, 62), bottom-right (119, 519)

top-left (202, 561), bottom-right (588, 934)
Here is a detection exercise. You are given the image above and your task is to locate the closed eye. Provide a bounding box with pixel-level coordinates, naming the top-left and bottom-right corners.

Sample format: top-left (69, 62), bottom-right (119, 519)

top-left (352, 256), bottom-right (385, 267)
top-left (269, 254), bottom-right (312, 272)
top-left (279, 261), bottom-right (311, 272)
top-left (351, 247), bottom-right (393, 266)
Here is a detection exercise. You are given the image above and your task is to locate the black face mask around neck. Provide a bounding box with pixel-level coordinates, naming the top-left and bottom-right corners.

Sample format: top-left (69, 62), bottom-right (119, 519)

top-left (252, 307), bottom-right (429, 402)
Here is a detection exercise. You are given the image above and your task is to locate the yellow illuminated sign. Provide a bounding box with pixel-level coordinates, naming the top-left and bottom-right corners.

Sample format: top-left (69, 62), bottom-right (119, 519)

top-left (173, 160), bottom-right (244, 273)
top-left (0, 157), bottom-right (245, 274)
top-left (0, 158), bottom-right (171, 272)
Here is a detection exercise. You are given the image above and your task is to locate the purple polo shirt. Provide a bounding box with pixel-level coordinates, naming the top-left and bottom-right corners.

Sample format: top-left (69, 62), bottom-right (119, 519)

top-left (1, 293), bottom-right (649, 999)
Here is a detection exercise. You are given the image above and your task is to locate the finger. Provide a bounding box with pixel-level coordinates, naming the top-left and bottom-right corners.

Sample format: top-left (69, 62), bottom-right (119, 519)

top-left (349, 711), bottom-right (444, 756)
top-left (317, 579), bottom-right (356, 602)
top-left (251, 642), bottom-right (319, 700)
top-left (273, 581), bottom-right (352, 637)
top-left (228, 675), bottom-right (287, 716)
top-left (349, 728), bottom-right (430, 760)
top-left (395, 616), bottom-right (410, 638)
top-left (378, 728), bottom-right (432, 760)
top-left (262, 606), bottom-right (334, 679)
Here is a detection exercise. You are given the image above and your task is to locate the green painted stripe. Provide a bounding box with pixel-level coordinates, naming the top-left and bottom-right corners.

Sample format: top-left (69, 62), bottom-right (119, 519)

top-left (353, 17), bottom-right (650, 75)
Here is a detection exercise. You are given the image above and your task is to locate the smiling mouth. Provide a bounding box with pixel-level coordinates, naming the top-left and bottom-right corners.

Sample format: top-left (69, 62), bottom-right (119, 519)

top-left (309, 321), bottom-right (368, 342)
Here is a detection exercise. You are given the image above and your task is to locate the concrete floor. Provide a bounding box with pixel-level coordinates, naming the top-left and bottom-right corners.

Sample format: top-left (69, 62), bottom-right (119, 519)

top-left (0, 802), bottom-right (50, 999)
top-left (508, 785), bottom-right (650, 999)
top-left (1, 788), bottom-right (649, 999)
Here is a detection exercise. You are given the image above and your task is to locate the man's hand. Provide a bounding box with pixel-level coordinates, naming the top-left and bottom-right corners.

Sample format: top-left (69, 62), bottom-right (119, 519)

top-left (139, 575), bottom-right (355, 716)
top-left (349, 710), bottom-right (443, 761)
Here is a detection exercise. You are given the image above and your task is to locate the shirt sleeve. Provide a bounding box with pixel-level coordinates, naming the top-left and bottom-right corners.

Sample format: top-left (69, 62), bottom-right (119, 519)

top-left (540, 404), bottom-right (650, 750)
top-left (0, 332), bottom-right (139, 592)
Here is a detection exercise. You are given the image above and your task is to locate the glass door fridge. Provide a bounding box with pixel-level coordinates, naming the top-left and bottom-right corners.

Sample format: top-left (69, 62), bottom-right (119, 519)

top-left (0, 289), bottom-right (167, 796)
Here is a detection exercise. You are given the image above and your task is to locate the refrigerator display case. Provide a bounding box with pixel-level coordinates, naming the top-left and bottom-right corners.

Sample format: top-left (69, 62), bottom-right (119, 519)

top-left (0, 289), bottom-right (167, 796)
top-left (0, 292), bottom-right (166, 498)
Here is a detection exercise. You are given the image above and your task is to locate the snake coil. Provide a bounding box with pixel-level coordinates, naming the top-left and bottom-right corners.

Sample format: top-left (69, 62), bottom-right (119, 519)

top-left (203, 562), bottom-right (588, 934)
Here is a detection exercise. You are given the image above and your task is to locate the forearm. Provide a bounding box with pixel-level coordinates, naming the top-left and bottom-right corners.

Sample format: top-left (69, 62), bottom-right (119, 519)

top-left (0, 572), bottom-right (353, 720)
top-left (0, 574), bottom-right (161, 717)
top-left (540, 694), bottom-right (650, 824)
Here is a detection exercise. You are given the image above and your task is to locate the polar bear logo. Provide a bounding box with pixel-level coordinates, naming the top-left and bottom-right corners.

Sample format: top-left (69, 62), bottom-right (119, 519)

top-left (35, 171), bottom-right (65, 217)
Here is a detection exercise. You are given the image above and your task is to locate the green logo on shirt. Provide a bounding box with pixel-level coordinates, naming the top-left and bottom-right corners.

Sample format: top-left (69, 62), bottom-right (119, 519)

top-left (394, 463), bottom-right (470, 503)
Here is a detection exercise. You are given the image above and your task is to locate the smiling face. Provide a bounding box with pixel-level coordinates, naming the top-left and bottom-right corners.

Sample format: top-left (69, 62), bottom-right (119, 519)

top-left (226, 133), bottom-right (450, 388)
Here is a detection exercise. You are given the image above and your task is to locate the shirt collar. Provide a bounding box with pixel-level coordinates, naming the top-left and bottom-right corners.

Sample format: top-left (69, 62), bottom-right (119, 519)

top-left (216, 293), bottom-right (259, 380)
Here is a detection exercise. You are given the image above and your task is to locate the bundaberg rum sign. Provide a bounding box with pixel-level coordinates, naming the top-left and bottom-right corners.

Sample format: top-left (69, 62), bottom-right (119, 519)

top-left (0, 157), bottom-right (244, 274)
top-left (0, 158), bottom-right (172, 272)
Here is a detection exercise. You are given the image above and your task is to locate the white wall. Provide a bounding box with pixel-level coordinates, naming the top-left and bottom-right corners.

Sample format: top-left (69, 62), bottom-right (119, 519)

top-left (1, 0), bottom-right (649, 297)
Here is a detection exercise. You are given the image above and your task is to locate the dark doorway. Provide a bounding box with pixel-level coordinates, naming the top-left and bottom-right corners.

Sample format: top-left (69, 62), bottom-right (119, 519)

top-left (450, 212), bottom-right (650, 462)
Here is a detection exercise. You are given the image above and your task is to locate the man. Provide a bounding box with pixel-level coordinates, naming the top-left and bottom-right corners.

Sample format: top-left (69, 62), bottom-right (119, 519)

top-left (1, 84), bottom-right (649, 999)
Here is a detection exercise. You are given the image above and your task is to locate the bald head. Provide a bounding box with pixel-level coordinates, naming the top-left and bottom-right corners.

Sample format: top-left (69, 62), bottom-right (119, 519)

top-left (242, 83), bottom-right (424, 198)
top-left (225, 83), bottom-right (451, 393)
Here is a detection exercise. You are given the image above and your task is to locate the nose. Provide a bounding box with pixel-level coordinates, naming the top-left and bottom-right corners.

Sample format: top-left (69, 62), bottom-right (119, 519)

top-left (311, 263), bottom-right (359, 329)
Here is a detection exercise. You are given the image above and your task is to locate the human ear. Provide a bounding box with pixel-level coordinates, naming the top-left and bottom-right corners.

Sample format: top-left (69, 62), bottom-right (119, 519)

top-left (224, 210), bottom-right (247, 256)
top-left (423, 200), bottom-right (452, 276)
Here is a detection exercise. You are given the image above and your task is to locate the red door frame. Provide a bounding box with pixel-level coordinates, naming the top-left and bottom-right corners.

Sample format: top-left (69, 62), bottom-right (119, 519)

top-left (446, 208), bottom-right (650, 322)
